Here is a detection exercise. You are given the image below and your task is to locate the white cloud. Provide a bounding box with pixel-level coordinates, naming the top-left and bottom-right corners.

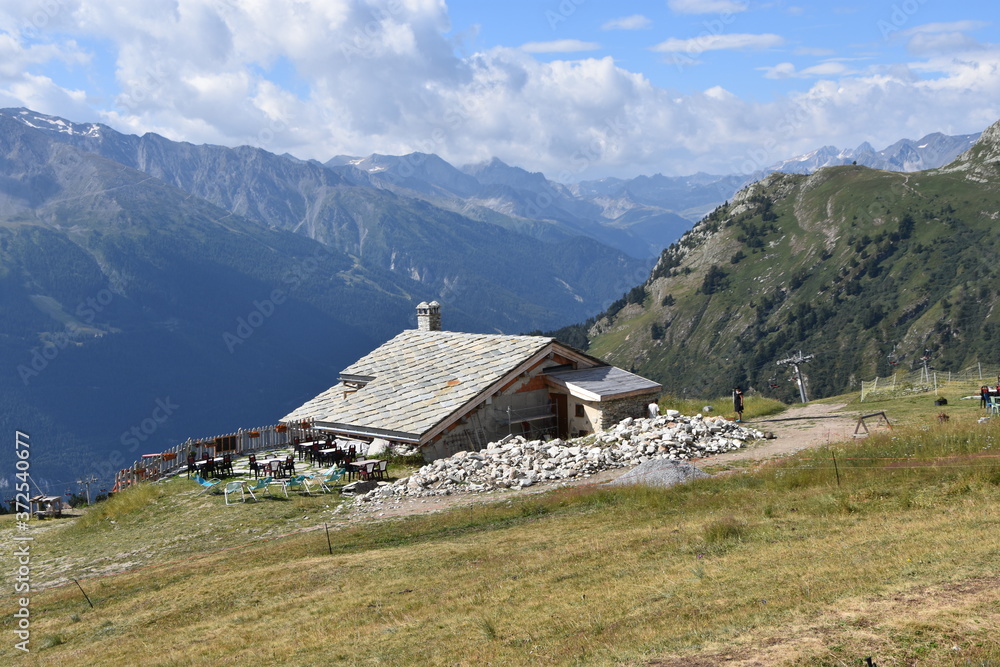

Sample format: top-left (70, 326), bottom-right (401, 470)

top-left (0, 1), bottom-right (998, 182)
top-left (0, 31), bottom-right (88, 78)
top-left (759, 62), bottom-right (797, 79)
top-left (760, 60), bottom-right (857, 79)
top-left (652, 33), bottom-right (784, 54)
top-left (902, 20), bottom-right (990, 36)
top-left (703, 85), bottom-right (735, 100)
top-left (667, 0), bottom-right (749, 15)
top-left (520, 40), bottom-right (601, 54)
top-left (795, 46), bottom-right (835, 57)
top-left (0, 72), bottom-right (89, 118)
top-left (907, 32), bottom-right (982, 56)
top-left (601, 15), bottom-right (651, 31)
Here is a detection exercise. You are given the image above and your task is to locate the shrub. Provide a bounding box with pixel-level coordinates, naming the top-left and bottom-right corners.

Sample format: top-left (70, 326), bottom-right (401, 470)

top-left (703, 516), bottom-right (749, 543)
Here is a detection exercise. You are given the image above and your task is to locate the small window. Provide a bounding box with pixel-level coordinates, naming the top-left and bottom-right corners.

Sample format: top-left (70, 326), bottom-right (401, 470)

top-left (214, 435), bottom-right (238, 452)
top-left (575, 404), bottom-right (585, 418)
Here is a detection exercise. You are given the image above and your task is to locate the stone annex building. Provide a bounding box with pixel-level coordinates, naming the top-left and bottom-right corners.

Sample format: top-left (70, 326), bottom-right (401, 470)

top-left (282, 302), bottom-right (662, 460)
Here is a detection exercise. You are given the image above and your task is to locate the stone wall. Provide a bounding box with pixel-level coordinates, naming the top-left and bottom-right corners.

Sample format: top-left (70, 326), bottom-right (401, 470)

top-left (595, 394), bottom-right (658, 431)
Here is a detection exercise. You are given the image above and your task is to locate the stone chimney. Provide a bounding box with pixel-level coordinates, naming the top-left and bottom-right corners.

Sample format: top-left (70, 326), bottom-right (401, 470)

top-left (416, 301), bottom-right (442, 331)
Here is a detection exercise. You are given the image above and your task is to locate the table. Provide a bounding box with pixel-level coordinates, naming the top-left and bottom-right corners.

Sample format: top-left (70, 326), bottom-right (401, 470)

top-left (348, 459), bottom-right (383, 480)
top-left (260, 459), bottom-right (285, 478)
top-left (318, 447), bottom-right (348, 466)
top-left (193, 456), bottom-right (225, 476)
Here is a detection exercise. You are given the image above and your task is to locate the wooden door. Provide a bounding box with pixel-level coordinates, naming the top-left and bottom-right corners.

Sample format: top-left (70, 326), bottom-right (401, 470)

top-left (552, 393), bottom-right (568, 440)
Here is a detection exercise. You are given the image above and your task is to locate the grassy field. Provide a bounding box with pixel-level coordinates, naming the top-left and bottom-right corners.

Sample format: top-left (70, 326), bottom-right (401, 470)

top-left (2, 390), bottom-right (999, 665)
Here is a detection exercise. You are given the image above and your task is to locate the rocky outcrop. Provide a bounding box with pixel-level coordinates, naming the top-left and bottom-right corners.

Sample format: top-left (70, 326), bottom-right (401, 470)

top-left (355, 413), bottom-right (763, 502)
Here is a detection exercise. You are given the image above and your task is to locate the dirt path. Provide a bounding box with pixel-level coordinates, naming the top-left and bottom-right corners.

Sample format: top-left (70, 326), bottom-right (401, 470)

top-left (700, 401), bottom-right (863, 466)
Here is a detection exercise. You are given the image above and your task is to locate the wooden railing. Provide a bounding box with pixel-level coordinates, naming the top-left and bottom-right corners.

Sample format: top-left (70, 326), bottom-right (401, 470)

top-left (112, 420), bottom-right (316, 491)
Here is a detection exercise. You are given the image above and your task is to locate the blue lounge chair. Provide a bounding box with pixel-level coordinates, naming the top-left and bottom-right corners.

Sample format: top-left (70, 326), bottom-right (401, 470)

top-left (310, 466), bottom-right (346, 493)
top-left (193, 474), bottom-right (223, 495)
top-left (285, 474), bottom-right (314, 495)
top-left (244, 476), bottom-right (274, 500)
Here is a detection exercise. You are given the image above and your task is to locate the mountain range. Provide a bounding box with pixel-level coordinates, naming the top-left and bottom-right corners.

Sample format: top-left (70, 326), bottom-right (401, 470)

top-left (0, 107), bottom-right (651, 489)
top-left (0, 105), bottom-right (989, 491)
top-left (757, 131), bottom-right (980, 176)
top-left (579, 120), bottom-right (1000, 403)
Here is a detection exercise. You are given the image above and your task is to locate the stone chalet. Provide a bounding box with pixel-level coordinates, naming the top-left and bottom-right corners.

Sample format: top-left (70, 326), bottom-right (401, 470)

top-left (281, 302), bottom-right (662, 460)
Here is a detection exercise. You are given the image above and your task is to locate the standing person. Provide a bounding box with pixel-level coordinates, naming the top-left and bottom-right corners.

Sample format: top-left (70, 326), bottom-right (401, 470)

top-left (982, 385), bottom-right (990, 409)
top-left (733, 386), bottom-right (745, 422)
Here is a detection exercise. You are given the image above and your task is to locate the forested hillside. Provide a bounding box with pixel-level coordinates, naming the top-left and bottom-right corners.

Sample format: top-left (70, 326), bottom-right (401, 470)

top-left (578, 119), bottom-right (1000, 402)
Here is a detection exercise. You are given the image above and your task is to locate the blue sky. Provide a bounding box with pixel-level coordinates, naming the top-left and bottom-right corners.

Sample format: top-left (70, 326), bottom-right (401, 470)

top-left (1, 0), bottom-right (998, 180)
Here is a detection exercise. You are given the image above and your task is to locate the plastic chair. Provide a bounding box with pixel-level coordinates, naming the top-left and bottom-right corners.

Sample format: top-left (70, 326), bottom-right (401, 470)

top-left (202, 454), bottom-right (216, 478)
top-left (221, 454), bottom-right (235, 477)
top-left (357, 461), bottom-right (376, 481)
top-left (186, 452), bottom-right (199, 478)
top-left (285, 475), bottom-right (314, 495)
top-left (267, 477), bottom-right (289, 498)
top-left (264, 459), bottom-right (283, 478)
top-left (244, 477), bottom-right (273, 501)
top-left (374, 459), bottom-right (388, 480)
top-left (248, 454), bottom-right (260, 479)
top-left (311, 467), bottom-right (345, 493)
top-left (224, 481), bottom-right (246, 505)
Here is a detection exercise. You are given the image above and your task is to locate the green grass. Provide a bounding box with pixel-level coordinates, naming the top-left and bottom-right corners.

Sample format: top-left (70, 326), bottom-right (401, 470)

top-left (659, 393), bottom-right (786, 421)
top-left (2, 392), bottom-right (999, 665)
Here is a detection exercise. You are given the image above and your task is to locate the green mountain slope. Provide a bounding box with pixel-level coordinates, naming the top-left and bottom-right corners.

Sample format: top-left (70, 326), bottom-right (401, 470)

top-left (583, 119), bottom-right (1000, 401)
top-left (0, 124), bottom-right (435, 488)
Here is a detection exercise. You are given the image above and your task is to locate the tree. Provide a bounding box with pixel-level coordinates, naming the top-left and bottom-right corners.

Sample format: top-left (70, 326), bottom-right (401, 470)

top-left (699, 265), bottom-right (729, 295)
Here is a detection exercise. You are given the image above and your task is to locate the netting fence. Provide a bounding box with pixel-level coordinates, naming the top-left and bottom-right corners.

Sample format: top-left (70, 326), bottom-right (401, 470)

top-left (859, 364), bottom-right (1000, 402)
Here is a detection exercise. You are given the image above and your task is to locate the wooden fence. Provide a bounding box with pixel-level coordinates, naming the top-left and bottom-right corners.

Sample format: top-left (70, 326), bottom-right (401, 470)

top-left (112, 420), bottom-right (316, 491)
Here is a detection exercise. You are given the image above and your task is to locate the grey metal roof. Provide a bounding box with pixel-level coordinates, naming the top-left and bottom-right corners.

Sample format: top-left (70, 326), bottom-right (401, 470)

top-left (545, 366), bottom-right (662, 401)
top-left (281, 329), bottom-right (556, 441)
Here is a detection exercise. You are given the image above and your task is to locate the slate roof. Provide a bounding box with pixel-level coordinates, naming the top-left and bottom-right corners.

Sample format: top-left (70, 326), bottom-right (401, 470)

top-left (281, 329), bottom-right (556, 441)
top-left (545, 366), bottom-right (662, 401)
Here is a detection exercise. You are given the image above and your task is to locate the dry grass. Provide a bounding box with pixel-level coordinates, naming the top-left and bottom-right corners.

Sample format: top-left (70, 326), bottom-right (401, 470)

top-left (2, 408), bottom-right (999, 665)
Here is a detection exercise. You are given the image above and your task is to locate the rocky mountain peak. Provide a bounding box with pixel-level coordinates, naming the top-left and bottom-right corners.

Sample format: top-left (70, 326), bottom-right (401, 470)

top-left (936, 118), bottom-right (1000, 179)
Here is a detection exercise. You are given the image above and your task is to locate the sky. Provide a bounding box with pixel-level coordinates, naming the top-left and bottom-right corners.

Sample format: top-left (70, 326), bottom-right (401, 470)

top-left (1, 0), bottom-right (998, 181)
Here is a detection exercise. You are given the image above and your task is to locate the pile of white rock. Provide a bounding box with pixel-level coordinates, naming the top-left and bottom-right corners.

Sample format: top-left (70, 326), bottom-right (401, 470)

top-left (356, 412), bottom-right (764, 503)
